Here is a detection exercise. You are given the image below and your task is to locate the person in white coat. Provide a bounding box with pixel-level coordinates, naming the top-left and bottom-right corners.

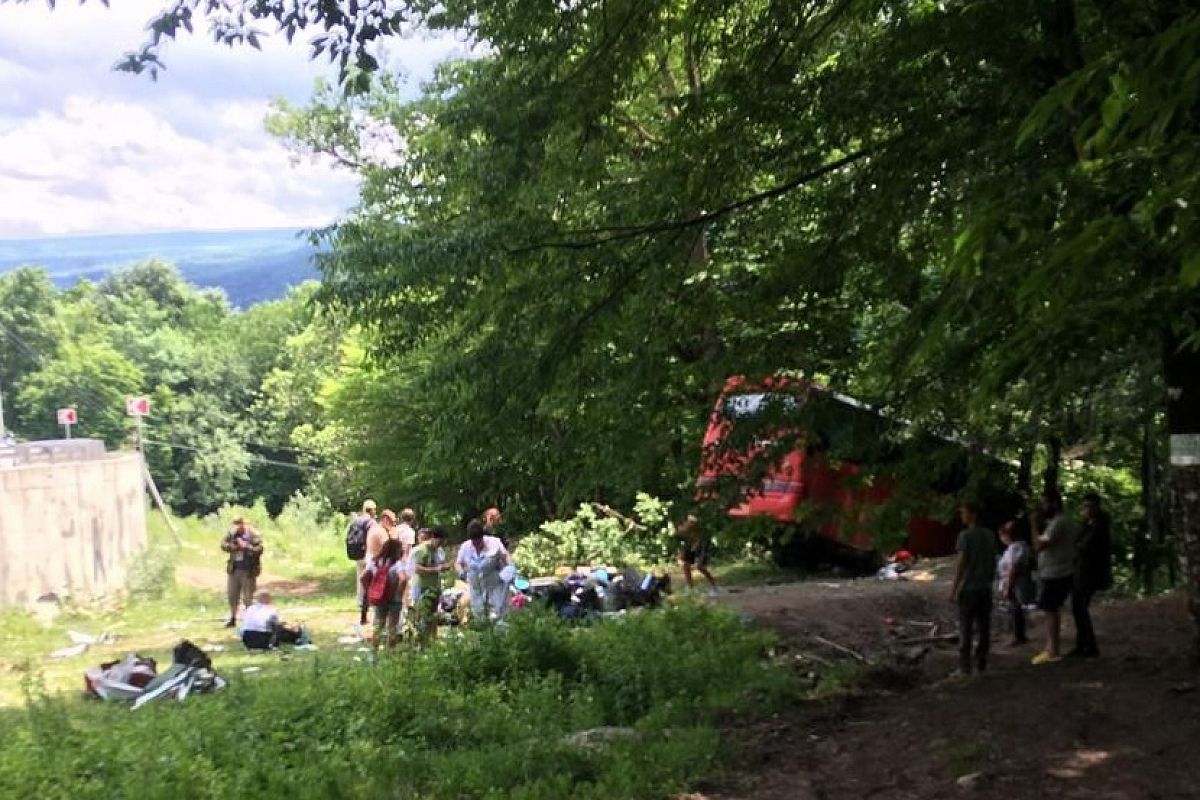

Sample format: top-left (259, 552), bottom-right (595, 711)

top-left (455, 519), bottom-right (512, 622)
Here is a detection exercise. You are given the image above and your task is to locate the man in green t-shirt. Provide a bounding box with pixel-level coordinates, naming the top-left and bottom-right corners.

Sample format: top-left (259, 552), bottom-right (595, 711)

top-left (409, 526), bottom-right (449, 644)
top-left (949, 501), bottom-right (997, 676)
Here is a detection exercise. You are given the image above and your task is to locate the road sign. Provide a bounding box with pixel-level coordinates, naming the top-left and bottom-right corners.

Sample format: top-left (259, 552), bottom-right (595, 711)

top-left (126, 396), bottom-right (151, 417)
top-left (56, 408), bottom-right (77, 425)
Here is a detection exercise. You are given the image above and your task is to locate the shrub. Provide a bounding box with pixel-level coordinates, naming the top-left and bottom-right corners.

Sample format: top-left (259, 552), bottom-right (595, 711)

top-left (125, 540), bottom-right (178, 600)
top-left (513, 493), bottom-right (677, 575)
top-left (0, 604), bottom-right (789, 800)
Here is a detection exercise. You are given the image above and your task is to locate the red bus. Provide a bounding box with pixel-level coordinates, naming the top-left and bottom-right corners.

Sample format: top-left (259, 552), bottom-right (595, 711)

top-left (696, 376), bottom-right (975, 561)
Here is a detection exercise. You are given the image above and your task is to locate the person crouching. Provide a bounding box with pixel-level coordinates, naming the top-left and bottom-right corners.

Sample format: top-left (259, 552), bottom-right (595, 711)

top-left (240, 591), bottom-right (306, 650)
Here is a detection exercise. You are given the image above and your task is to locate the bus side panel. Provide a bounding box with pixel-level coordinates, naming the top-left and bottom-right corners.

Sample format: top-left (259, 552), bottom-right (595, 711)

top-left (729, 449), bottom-right (804, 523)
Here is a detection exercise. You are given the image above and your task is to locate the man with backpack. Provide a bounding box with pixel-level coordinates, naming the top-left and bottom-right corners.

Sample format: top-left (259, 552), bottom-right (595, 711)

top-left (346, 499), bottom-right (377, 626)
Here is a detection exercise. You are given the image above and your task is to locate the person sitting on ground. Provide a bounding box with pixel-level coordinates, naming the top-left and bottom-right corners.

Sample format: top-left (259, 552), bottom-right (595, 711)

top-left (677, 513), bottom-right (719, 597)
top-left (362, 538), bottom-right (408, 652)
top-left (240, 591), bottom-right (306, 650)
top-left (455, 519), bottom-right (512, 622)
top-left (221, 516), bottom-right (264, 628)
top-left (1071, 492), bottom-right (1113, 658)
top-left (997, 519), bottom-right (1035, 646)
top-left (948, 501), bottom-right (997, 676)
top-left (1030, 490), bottom-right (1078, 665)
top-left (410, 526), bottom-right (450, 644)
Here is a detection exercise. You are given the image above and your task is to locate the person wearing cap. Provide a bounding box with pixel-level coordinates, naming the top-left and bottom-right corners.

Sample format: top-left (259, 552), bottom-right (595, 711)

top-left (455, 519), bottom-right (512, 622)
top-left (221, 516), bottom-right (264, 628)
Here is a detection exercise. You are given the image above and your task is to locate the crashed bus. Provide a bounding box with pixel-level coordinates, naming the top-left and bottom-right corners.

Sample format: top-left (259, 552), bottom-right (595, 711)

top-left (696, 376), bottom-right (1011, 565)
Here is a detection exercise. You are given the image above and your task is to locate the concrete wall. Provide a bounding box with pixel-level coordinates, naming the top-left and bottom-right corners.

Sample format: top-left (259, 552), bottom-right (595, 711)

top-left (0, 449), bottom-right (147, 606)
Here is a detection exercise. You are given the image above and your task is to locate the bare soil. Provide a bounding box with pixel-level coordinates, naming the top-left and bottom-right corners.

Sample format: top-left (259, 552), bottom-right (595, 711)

top-left (707, 563), bottom-right (1200, 800)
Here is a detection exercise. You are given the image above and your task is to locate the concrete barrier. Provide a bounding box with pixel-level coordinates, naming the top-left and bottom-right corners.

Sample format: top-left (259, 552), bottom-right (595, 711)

top-left (0, 442), bottom-right (147, 606)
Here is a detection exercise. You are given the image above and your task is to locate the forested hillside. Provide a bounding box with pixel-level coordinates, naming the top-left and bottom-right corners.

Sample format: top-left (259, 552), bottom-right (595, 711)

top-left (0, 262), bottom-right (350, 514)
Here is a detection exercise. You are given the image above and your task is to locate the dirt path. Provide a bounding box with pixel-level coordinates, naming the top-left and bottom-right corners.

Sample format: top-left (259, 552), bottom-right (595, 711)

top-left (712, 569), bottom-right (1200, 800)
top-left (175, 564), bottom-right (325, 597)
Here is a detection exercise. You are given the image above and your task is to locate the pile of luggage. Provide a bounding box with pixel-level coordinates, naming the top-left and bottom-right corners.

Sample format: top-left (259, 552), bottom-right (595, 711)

top-left (84, 640), bottom-right (227, 709)
top-left (524, 566), bottom-right (672, 620)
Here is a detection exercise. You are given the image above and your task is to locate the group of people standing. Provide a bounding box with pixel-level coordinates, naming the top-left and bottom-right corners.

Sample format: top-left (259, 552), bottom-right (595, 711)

top-left (951, 491), bottom-right (1113, 676)
top-left (347, 500), bottom-right (513, 652)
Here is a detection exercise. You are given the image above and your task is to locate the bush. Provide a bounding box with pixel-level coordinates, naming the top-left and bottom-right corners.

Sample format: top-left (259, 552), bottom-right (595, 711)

top-left (125, 540), bottom-right (178, 600)
top-left (0, 604), bottom-right (790, 800)
top-left (513, 493), bottom-right (677, 576)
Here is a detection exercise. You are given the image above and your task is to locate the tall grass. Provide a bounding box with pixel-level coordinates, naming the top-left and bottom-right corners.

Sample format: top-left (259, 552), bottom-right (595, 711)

top-left (0, 605), bottom-right (791, 800)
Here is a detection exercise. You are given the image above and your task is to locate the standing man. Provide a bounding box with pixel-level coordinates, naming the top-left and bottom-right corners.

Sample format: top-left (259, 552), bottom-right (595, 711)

top-left (360, 509), bottom-right (400, 629)
top-left (410, 526), bottom-right (450, 644)
top-left (221, 516), bottom-right (264, 628)
top-left (948, 501), bottom-right (997, 676)
top-left (1031, 491), bottom-right (1078, 665)
top-left (677, 514), bottom-right (720, 597)
top-left (1071, 492), bottom-right (1113, 658)
top-left (346, 499), bottom-right (377, 626)
top-left (397, 508), bottom-right (419, 558)
top-left (455, 519), bottom-right (512, 622)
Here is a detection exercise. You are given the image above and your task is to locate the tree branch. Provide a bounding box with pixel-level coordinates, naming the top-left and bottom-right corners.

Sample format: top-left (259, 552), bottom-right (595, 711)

top-left (508, 141), bottom-right (881, 253)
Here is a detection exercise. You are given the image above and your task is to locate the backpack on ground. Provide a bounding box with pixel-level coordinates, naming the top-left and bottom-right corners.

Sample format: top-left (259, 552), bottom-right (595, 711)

top-left (367, 560), bottom-right (397, 606)
top-left (345, 515), bottom-right (371, 560)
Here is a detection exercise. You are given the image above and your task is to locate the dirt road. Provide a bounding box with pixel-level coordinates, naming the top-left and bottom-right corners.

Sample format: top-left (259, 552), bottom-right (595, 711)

top-left (706, 565), bottom-right (1200, 800)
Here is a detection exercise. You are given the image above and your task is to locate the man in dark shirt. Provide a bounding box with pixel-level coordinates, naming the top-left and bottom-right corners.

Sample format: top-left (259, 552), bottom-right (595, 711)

top-left (949, 501), bottom-right (997, 675)
top-left (1070, 492), bottom-right (1112, 658)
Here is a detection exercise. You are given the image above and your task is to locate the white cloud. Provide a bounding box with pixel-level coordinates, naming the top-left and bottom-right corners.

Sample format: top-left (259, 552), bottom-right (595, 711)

top-left (0, 0), bottom-right (468, 237)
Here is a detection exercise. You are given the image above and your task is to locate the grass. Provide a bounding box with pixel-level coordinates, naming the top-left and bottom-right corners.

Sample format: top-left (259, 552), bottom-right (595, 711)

top-left (1, 603), bottom-right (792, 799)
top-left (0, 508), bottom-right (804, 798)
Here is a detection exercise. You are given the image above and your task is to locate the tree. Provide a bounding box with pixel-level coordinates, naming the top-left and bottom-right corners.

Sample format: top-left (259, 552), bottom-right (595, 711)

top-left (15, 340), bottom-right (142, 445)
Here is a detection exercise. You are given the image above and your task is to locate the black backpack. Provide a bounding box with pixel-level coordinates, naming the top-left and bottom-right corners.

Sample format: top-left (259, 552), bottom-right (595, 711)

top-left (345, 516), bottom-right (372, 560)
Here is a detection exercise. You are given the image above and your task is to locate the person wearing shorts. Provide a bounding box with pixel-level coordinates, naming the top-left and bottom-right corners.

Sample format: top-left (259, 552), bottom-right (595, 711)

top-left (677, 514), bottom-right (719, 597)
top-left (1031, 491), bottom-right (1077, 665)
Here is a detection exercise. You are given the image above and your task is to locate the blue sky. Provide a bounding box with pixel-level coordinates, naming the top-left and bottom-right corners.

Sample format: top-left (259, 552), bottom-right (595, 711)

top-left (0, 1), bottom-right (465, 238)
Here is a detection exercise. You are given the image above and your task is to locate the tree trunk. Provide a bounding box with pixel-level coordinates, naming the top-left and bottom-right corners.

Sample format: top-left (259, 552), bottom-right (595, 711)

top-left (1017, 445), bottom-right (1034, 498)
top-left (1043, 436), bottom-right (1062, 497)
top-left (1164, 332), bottom-right (1200, 664)
top-left (1140, 422), bottom-right (1157, 594)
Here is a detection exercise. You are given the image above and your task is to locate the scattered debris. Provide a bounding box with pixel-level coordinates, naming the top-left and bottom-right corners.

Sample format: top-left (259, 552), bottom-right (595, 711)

top-left (84, 640), bottom-right (226, 708)
top-left (812, 635), bottom-right (868, 663)
top-left (955, 771), bottom-right (982, 790)
top-left (336, 635), bottom-right (361, 645)
top-left (241, 666), bottom-right (261, 673)
top-left (49, 642), bottom-right (90, 659)
top-left (67, 630), bottom-right (117, 646)
top-left (201, 644), bottom-right (227, 653)
top-left (1169, 682), bottom-right (1196, 695)
top-left (564, 726), bottom-right (639, 751)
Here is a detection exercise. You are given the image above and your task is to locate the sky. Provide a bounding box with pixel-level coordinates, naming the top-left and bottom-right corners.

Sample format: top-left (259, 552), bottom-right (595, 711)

top-left (0, 1), bottom-right (465, 239)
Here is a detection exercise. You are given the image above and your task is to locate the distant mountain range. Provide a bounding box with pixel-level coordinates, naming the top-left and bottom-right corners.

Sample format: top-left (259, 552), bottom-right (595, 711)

top-left (0, 229), bottom-right (322, 307)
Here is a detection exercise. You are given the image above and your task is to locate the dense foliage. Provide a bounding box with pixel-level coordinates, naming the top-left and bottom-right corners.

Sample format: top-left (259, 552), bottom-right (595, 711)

top-left (0, 605), bottom-right (789, 799)
top-left (0, 262), bottom-right (350, 515)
